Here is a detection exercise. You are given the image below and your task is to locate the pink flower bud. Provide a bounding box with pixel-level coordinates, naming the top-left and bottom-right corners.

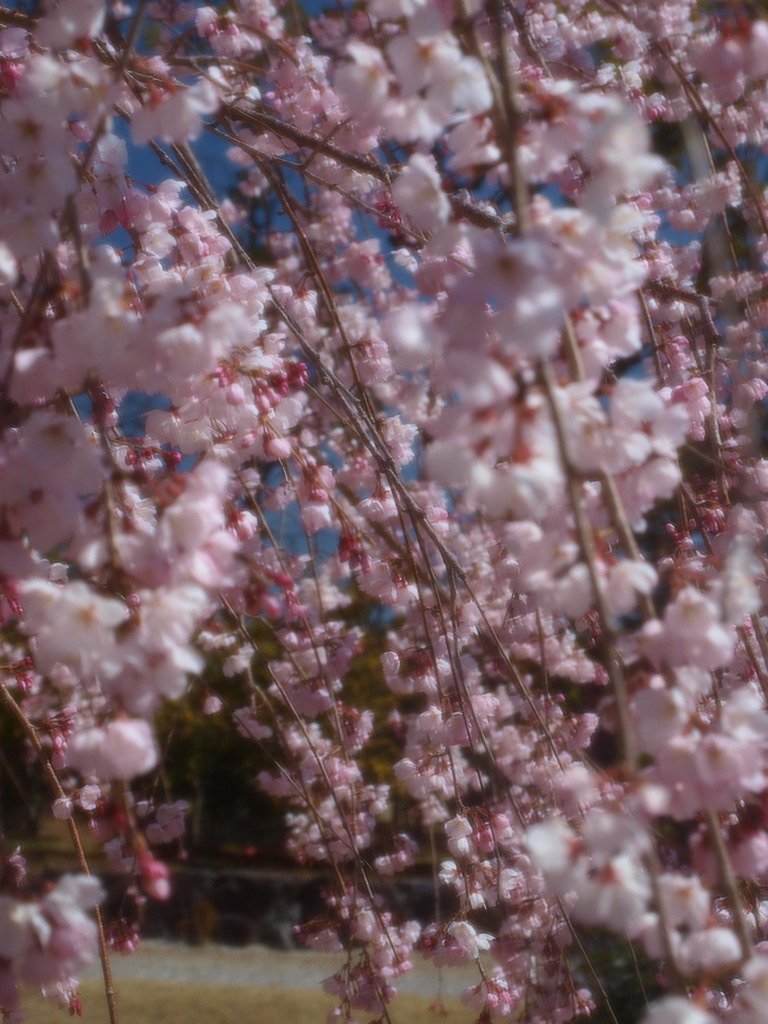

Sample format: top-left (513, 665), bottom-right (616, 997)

top-left (140, 853), bottom-right (171, 901)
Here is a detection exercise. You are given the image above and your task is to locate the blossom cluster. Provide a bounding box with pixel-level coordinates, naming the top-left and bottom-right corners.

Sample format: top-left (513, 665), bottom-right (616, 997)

top-left (2, 1), bottom-right (768, 1023)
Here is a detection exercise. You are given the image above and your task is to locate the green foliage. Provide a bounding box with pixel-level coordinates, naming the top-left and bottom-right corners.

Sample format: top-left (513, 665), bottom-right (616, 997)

top-left (0, 710), bottom-right (46, 840)
top-left (155, 659), bottom-right (287, 857)
top-left (573, 929), bottom-right (663, 1024)
top-left (153, 592), bottom-right (422, 859)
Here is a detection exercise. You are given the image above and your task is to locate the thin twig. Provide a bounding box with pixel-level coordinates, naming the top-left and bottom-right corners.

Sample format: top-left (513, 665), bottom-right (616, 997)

top-left (0, 683), bottom-right (119, 1024)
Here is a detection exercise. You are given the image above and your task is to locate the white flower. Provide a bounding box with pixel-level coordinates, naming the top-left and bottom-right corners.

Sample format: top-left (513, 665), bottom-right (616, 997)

top-left (526, 819), bottom-right (581, 889)
top-left (447, 920), bottom-right (492, 960)
top-left (657, 874), bottom-right (710, 931)
top-left (369, 0), bottom-right (427, 20)
top-left (392, 153), bottom-right (449, 234)
top-left (66, 719), bottom-right (159, 781)
top-left (719, 536), bottom-right (761, 625)
top-left (36, 0), bottom-right (104, 49)
top-left (640, 996), bottom-right (716, 1024)
top-left (20, 579), bottom-right (128, 680)
top-left (680, 927), bottom-right (741, 972)
top-left (722, 686), bottom-right (768, 743)
top-left (606, 560), bottom-right (657, 616)
top-left (577, 853), bottom-right (651, 936)
top-left (631, 685), bottom-right (691, 756)
top-left (0, 899), bottom-right (47, 961)
top-left (445, 815), bottom-right (473, 857)
top-left (132, 79), bottom-right (219, 145)
top-left (334, 41), bottom-right (390, 124)
top-left (733, 955), bottom-right (768, 1024)
top-left (52, 798), bottom-right (73, 820)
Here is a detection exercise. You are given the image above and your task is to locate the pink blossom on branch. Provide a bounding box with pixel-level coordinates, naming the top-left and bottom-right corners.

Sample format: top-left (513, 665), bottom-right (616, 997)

top-left (3, 1), bottom-right (768, 1022)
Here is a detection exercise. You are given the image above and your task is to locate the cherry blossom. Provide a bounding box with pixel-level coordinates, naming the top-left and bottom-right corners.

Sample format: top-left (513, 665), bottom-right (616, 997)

top-left (66, 719), bottom-right (159, 782)
top-left (4, 1), bottom-right (768, 1021)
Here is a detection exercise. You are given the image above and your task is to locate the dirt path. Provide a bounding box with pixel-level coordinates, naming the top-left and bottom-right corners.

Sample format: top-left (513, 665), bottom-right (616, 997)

top-left (81, 940), bottom-right (480, 998)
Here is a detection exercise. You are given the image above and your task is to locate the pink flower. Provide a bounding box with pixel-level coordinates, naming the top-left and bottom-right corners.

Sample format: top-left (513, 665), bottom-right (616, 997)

top-left (680, 927), bottom-right (741, 973)
top-left (131, 79), bottom-right (219, 145)
top-left (334, 41), bottom-right (390, 126)
top-left (641, 589), bottom-right (735, 671)
top-left (52, 798), bottom-right (73, 820)
top-left (36, 0), bottom-right (104, 49)
top-left (640, 997), bottom-right (716, 1024)
top-left (66, 719), bottom-right (159, 781)
top-left (20, 579), bottom-right (128, 681)
top-left (392, 153), bottom-right (449, 234)
top-left (0, 875), bottom-right (102, 995)
top-left (139, 853), bottom-right (171, 901)
top-left (606, 561), bottom-right (657, 616)
top-left (445, 816), bottom-right (473, 858)
top-left (730, 955), bottom-right (768, 1023)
